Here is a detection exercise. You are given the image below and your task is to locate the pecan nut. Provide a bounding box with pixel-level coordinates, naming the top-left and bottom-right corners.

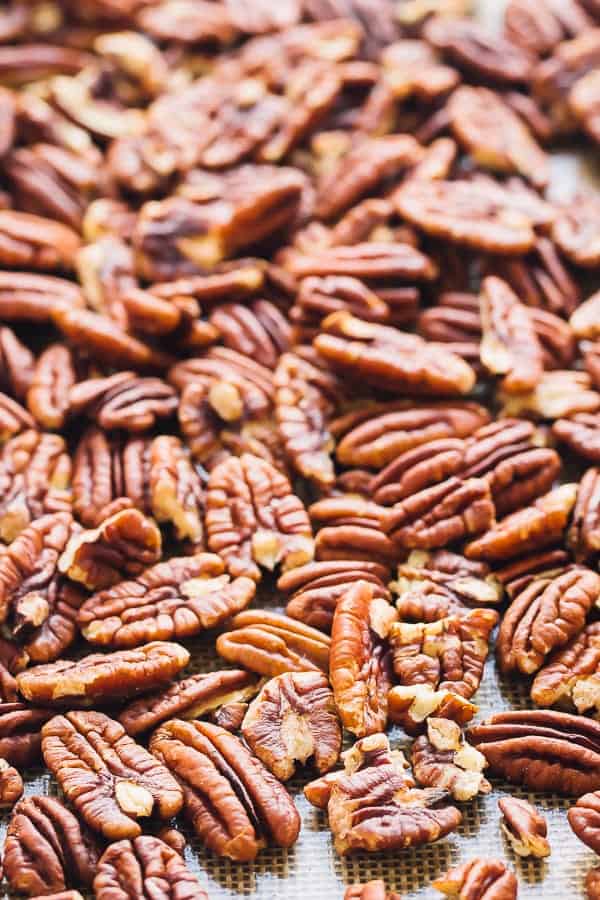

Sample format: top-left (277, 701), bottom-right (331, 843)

top-left (0, 757), bottom-right (22, 808)
top-left (588, 868), bottom-right (600, 900)
top-left (26, 344), bottom-right (76, 431)
top-left (569, 791), bottom-right (600, 854)
top-left (309, 495), bottom-right (397, 568)
top-left (242, 671), bottom-right (341, 780)
top-left (0, 702), bottom-right (54, 767)
top-left (569, 467), bottom-right (600, 562)
top-left (149, 435), bottom-right (205, 544)
top-left (344, 882), bottom-right (401, 900)
top-left (554, 413), bottom-right (600, 463)
top-left (0, 210), bottom-right (80, 271)
top-left (42, 710), bottom-right (183, 839)
top-left (93, 836), bottom-right (209, 900)
top-left (150, 719), bottom-right (301, 860)
top-left (0, 327), bottom-right (35, 402)
top-left (412, 717), bottom-right (491, 801)
top-left (425, 14), bottom-right (533, 83)
top-left (433, 858), bottom-right (518, 899)
top-left (498, 796), bottom-right (550, 858)
top-left (531, 622), bottom-right (600, 714)
top-left (552, 195), bottom-right (600, 268)
top-left (69, 372), bottom-right (178, 433)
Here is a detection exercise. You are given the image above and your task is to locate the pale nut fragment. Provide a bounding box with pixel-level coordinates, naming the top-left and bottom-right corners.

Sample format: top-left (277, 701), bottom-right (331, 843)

top-left (388, 684), bottom-right (478, 735)
top-left (499, 371), bottom-right (600, 420)
top-left (433, 858), bottom-right (518, 899)
top-left (0, 757), bottom-right (22, 808)
top-left (498, 796), bottom-right (550, 858)
top-left (344, 882), bottom-right (401, 900)
top-left (411, 717), bottom-right (491, 802)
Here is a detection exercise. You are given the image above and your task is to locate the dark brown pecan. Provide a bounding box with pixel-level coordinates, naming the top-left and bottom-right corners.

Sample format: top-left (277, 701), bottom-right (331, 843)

top-left (433, 859), bottom-right (518, 899)
top-left (58, 508), bottom-right (162, 591)
top-left (425, 14), bottom-right (533, 83)
top-left (465, 484), bottom-right (578, 563)
top-left (0, 757), bottom-right (21, 808)
top-left (314, 312), bottom-right (475, 396)
top-left (241, 671), bottom-right (341, 780)
top-left (4, 795), bottom-right (99, 896)
top-left (553, 195), bottom-right (600, 268)
top-left (18, 641), bottom-right (189, 706)
top-left (330, 581), bottom-right (395, 738)
top-left (393, 177), bottom-right (553, 254)
top-left (280, 241), bottom-right (437, 282)
top-left (217, 610), bottom-right (330, 677)
top-left (72, 428), bottom-right (145, 528)
top-left (333, 401), bottom-right (489, 469)
top-left (209, 300), bottom-right (291, 370)
top-left (69, 372), bottom-right (177, 433)
top-left (568, 467), bottom-right (600, 562)
top-left (280, 560), bottom-right (391, 632)
top-left (468, 709), bottom-right (600, 794)
top-left (412, 717), bottom-right (491, 801)
top-left (569, 791), bottom-right (600, 854)
top-left (498, 566), bottom-right (600, 675)
top-left (26, 345), bottom-right (76, 431)
top-left (150, 719), bottom-right (300, 860)
top-left (119, 669), bottom-right (259, 737)
top-left (0, 327), bottom-right (34, 401)
top-left (498, 796), bottom-right (550, 858)
top-left (206, 452), bottom-right (313, 581)
top-left (490, 236), bottom-right (581, 318)
top-left (0, 210), bottom-right (80, 271)
top-left (448, 85), bottom-right (549, 187)
top-left (344, 882), bottom-right (401, 900)
top-left (94, 835), bottom-right (208, 900)
top-left (42, 710), bottom-right (183, 840)
top-left (0, 271), bottom-right (84, 323)
top-left (79, 554), bottom-right (254, 648)
top-left (531, 621), bottom-right (600, 713)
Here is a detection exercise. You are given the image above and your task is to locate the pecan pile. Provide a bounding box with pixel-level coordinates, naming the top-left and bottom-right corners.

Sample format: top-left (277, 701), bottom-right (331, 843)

top-left (2, 0), bottom-right (600, 898)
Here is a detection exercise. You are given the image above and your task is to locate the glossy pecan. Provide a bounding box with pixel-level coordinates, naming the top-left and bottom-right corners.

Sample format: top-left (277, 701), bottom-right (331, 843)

top-left (17, 641), bottom-right (189, 706)
top-left (552, 194), bottom-right (600, 268)
top-left (69, 372), bottom-right (178, 433)
top-left (216, 610), bottom-right (330, 677)
top-left (208, 300), bottom-right (291, 370)
top-left (42, 710), bottom-right (183, 839)
top-left (314, 312), bottom-right (476, 396)
top-left (433, 858), bottom-right (517, 899)
top-left (3, 795), bottom-right (100, 896)
top-left (412, 717), bottom-right (491, 801)
top-left (0, 210), bottom-right (80, 271)
top-left (280, 560), bottom-right (391, 633)
top-left (498, 796), bottom-right (550, 858)
top-left (468, 709), bottom-right (600, 794)
top-left (0, 430), bottom-right (71, 542)
top-left (206, 452), bottom-right (313, 581)
top-left (498, 566), bottom-right (600, 675)
top-left (0, 327), bottom-right (35, 402)
top-left (569, 791), bottom-right (600, 854)
top-left (568, 467), bottom-right (600, 562)
top-left (531, 621), bottom-right (600, 713)
top-left (500, 370), bottom-right (600, 420)
top-left (241, 671), bottom-right (341, 780)
top-left (150, 719), bottom-right (300, 860)
top-left (554, 413), bottom-right (600, 464)
top-left (94, 835), bottom-right (209, 900)
top-left (26, 344), bottom-right (76, 431)
top-left (78, 554), bottom-right (255, 648)
top-left (58, 508), bottom-right (162, 591)
top-left (119, 668), bottom-right (260, 737)
top-left (309, 495), bottom-right (397, 568)
top-left (290, 275), bottom-right (392, 338)
top-left (465, 484), bottom-right (578, 563)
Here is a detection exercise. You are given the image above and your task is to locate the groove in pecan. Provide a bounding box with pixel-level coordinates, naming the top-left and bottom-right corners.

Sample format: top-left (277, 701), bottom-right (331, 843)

top-left (412, 717), bottom-right (491, 801)
top-left (498, 796), bottom-right (550, 858)
top-left (433, 858), bottom-right (518, 900)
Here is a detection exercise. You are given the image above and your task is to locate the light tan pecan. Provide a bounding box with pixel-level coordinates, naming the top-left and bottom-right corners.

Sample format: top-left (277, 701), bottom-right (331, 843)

top-left (412, 717), bottom-right (491, 801)
top-left (433, 858), bottom-right (518, 899)
top-left (498, 796), bottom-right (550, 858)
top-left (588, 867), bottom-right (600, 900)
top-left (531, 621), bottom-right (600, 713)
top-left (309, 495), bottom-right (397, 568)
top-left (150, 719), bottom-right (301, 860)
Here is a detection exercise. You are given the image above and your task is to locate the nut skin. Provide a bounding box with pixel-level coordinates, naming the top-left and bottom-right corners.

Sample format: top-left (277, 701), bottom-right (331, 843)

top-left (497, 566), bottom-right (600, 675)
top-left (206, 452), bottom-right (314, 581)
top-left (68, 372), bottom-right (178, 433)
top-left (0, 757), bottom-right (22, 808)
top-left (78, 554), bottom-right (255, 648)
top-left (3, 795), bottom-right (100, 896)
top-left (468, 709), bottom-right (600, 794)
top-left (531, 622), bottom-right (600, 713)
top-left (216, 610), bottom-right (330, 677)
top-left (150, 719), bottom-right (301, 861)
top-left (17, 641), bottom-right (190, 706)
top-left (411, 718), bottom-right (491, 802)
top-left (344, 881), bottom-right (401, 900)
top-left (241, 671), bottom-right (341, 780)
top-left (0, 702), bottom-right (54, 768)
top-left (569, 791), bottom-right (600, 854)
top-left (498, 796), bottom-right (550, 858)
top-left (432, 858), bottom-right (518, 899)
top-left (330, 580), bottom-right (394, 738)
top-left (42, 710), bottom-right (183, 840)
top-left (93, 836), bottom-right (209, 900)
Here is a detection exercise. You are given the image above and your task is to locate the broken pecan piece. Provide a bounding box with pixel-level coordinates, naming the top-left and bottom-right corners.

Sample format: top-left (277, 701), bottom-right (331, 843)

top-left (468, 709), bottom-right (600, 794)
top-left (499, 370), bottom-right (600, 420)
top-left (0, 757), bottom-right (21, 808)
top-left (93, 835), bottom-right (209, 900)
top-left (4, 795), bottom-right (100, 896)
top-left (412, 717), bottom-right (491, 801)
top-left (569, 791), bottom-right (600, 854)
top-left (425, 14), bottom-right (533, 83)
top-left (26, 344), bottom-right (76, 431)
top-left (433, 858), bottom-right (518, 899)
top-left (498, 796), bottom-right (550, 858)
top-left (69, 372), bottom-right (178, 433)
top-left (242, 671), bottom-right (341, 780)
top-left (553, 194), bottom-right (600, 268)
top-left (554, 413), bottom-right (600, 463)
top-left (206, 452), bottom-right (313, 581)
top-left (17, 641), bottom-right (189, 706)
top-left (216, 610), bottom-right (330, 677)
top-left (150, 719), bottom-right (300, 860)
top-left (149, 435), bottom-right (205, 544)
top-left (344, 883), bottom-right (401, 900)
top-left (531, 622), bottom-right (600, 714)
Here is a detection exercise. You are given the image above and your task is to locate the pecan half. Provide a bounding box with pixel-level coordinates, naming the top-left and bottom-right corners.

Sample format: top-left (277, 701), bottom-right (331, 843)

top-left (149, 435), bottom-right (204, 544)
top-left (216, 610), bottom-right (330, 677)
top-left (568, 467), bottom-right (600, 562)
top-left (552, 195), bottom-right (600, 268)
top-left (468, 709), bottom-right (600, 794)
top-left (69, 372), bottom-right (178, 433)
top-left (119, 669), bottom-right (260, 737)
top-left (310, 495), bottom-right (397, 568)
top-left (0, 758), bottom-right (22, 808)
top-left (425, 14), bottom-right (533, 83)
top-left (72, 428), bottom-right (146, 528)
top-left (209, 299), bottom-right (291, 369)
top-left (206, 452), bottom-right (313, 581)
top-left (0, 210), bottom-right (80, 271)
top-left (498, 796), bottom-right (550, 858)
top-left (412, 717), bottom-right (491, 801)
top-left (17, 641), bottom-right (189, 705)
top-left (150, 719), bottom-right (301, 860)
top-left (0, 702), bottom-right (54, 767)
top-left (0, 271), bottom-right (84, 323)
top-left (281, 240), bottom-right (437, 282)
top-left (531, 621), bottom-right (600, 714)
top-left (554, 413), bottom-right (600, 463)
top-left (569, 790), bottom-right (600, 854)
top-left (433, 858), bottom-right (518, 899)
top-left (58, 508), bottom-right (162, 590)
top-left (491, 236), bottom-right (580, 318)
top-left (42, 710), bottom-right (183, 839)
top-left (79, 554), bottom-right (254, 648)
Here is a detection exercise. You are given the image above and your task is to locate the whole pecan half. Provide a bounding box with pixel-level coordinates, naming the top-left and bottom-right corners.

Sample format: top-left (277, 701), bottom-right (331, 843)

top-left (412, 717), bottom-right (491, 801)
top-left (58, 508), bottom-right (162, 591)
top-left (344, 882), bottom-right (401, 900)
top-left (78, 554), bottom-right (254, 648)
top-left (330, 580), bottom-right (395, 738)
top-left (42, 710), bottom-right (183, 839)
top-left (0, 757), bottom-right (22, 808)
top-left (209, 299), bottom-right (291, 369)
top-left (498, 796), bottom-right (550, 858)
top-left (531, 622), bottom-right (600, 714)
top-left (552, 194), bottom-right (600, 268)
top-left (569, 791), bottom-right (600, 854)
top-left (554, 413), bottom-right (600, 463)
top-left (242, 671), bottom-right (341, 780)
top-left (280, 240), bottom-right (437, 283)
top-left (425, 14), bottom-right (533, 83)
top-left (26, 344), bottom-right (76, 431)
top-left (69, 372), bottom-right (178, 433)
top-left (0, 327), bottom-right (35, 402)
top-left (491, 236), bottom-right (580, 319)
top-left (468, 709), bottom-right (600, 794)
top-left (568, 467), bottom-right (600, 562)
top-left (206, 452), bottom-right (313, 581)
top-left (119, 668), bottom-right (260, 737)
top-left (0, 210), bottom-right (80, 271)
top-left (150, 719), bottom-right (301, 860)
top-left (433, 858), bottom-right (518, 899)
top-left (149, 435), bottom-right (205, 544)
top-left (17, 641), bottom-right (190, 705)
top-left (3, 795), bottom-right (100, 896)
top-left (72, 428), bottom-right (146, 528)
top-left (0, 702), bottom-right (54, 767)
top-left (216, 610), bottom-right (330, 677)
